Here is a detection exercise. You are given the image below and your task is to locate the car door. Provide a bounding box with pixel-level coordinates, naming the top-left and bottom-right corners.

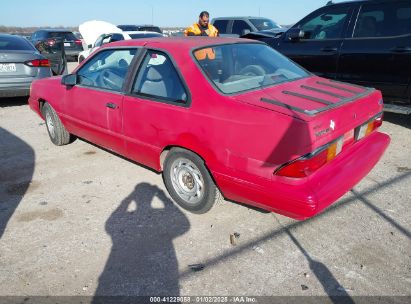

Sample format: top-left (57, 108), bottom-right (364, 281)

top-left (63, 48), bottom-right (137, 153)
top-left (274, 4), bottom-right (355, 79)
top-left (122, 50), bottom-right (189, 169)
top-left (338, 1), bottom-right (411, 104)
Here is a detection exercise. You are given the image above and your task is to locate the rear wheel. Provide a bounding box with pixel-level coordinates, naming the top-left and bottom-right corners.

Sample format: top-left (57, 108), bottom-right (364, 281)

top-left (163, 148), bottom-right (220, 214)
top-left (42, 103), bottom-right (71, 146)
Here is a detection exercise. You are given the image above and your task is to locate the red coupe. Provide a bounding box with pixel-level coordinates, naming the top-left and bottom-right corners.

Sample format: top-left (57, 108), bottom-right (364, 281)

top-left (29, 37), bottom-right (390, 219)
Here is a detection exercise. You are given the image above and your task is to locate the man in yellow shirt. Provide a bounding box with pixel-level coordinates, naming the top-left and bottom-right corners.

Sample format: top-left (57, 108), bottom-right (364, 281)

top-left (184, 11), bottom-right (219, 37)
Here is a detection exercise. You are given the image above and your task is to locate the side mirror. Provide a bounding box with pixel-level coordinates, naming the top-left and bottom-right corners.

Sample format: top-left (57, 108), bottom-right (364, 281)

top-left (87, 44), bottom-right (92, 49)
top-left (285, 28), bottom-right (305, 41)
top-left (61, 74), bottom-right (77, 86)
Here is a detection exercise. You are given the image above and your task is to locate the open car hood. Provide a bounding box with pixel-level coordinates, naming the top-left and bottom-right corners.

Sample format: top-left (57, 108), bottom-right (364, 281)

top-left (79, 20), bottom-right (124, 46)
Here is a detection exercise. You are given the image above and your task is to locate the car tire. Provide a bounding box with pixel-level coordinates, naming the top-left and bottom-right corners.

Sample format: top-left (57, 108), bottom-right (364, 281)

top-left (163, 148), bottom-right (221, 214)
top-left (42, 103), bottom-right (71, 146)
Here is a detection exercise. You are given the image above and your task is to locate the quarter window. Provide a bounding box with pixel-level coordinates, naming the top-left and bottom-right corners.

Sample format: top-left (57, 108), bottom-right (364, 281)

top-left (133, 51), bottom-right (187, 103)
top-left (77, 48), bottom-right (136, 92)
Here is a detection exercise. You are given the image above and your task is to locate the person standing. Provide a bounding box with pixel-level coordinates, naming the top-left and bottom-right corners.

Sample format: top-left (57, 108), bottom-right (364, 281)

top-left (184, 11), bottom-right (219, 37)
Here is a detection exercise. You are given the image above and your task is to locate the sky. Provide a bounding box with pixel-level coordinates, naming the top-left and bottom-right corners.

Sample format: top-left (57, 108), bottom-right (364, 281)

top-left (1, 0), bottom-right (341, 28)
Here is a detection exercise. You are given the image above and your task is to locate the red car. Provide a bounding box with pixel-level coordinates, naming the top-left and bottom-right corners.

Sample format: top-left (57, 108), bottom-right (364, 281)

top-left (29, 37), bottom-right (390, 220)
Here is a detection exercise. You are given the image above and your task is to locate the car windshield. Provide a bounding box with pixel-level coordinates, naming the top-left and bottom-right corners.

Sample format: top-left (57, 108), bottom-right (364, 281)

top-left (0, 36), bottom-right (35, 51)
top-left (194, 43), bottom-right (309, 94)
top-left (249, 18), bottom-right (282, 30)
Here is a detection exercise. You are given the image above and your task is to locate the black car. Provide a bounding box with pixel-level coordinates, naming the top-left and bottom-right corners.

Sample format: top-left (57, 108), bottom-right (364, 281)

top-left (243, 0), bottom-right (411, 114)
top-left (31, 29), bottom-right (83, 62)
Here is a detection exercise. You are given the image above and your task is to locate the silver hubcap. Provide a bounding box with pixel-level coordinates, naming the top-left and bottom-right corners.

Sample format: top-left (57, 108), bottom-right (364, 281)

top-left (45, 112), bottom-right (55, 138)
top-left (170, 158), bottom-right (204, 204)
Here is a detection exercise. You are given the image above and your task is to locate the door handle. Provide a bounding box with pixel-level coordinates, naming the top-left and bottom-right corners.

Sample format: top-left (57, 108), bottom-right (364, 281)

top-left (390, 46), bottom-right (411, 53)
top-left (106, 102), bottom-right (118, 109)
top-left (320, 47), bottom-right (338, 52)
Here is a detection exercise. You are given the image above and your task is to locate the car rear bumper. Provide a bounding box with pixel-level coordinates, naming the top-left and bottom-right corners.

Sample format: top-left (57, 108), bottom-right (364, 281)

top-left (0, 82), bottom-right (31, 97)
top-left (213, 131), bottom-right (390, 220)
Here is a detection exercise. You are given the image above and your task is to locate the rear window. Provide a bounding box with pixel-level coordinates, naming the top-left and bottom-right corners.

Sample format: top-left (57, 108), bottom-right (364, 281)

top-left (48, 32), bottom-right (77, 41)
top-left (0, 36), bottom-right (35, 51)
top-left (194, 43), bottom-right (309, 94)
top-left (128, 33), bottom-right (162, 39)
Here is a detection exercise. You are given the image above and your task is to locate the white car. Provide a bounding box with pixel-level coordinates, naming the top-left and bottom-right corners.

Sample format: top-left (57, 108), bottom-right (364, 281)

top-left (78, 20), bottom-right (162, 63)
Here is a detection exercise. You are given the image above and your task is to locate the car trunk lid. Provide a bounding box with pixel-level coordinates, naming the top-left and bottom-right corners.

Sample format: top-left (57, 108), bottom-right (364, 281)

top-left (235, 76), bottom-right (384, 147)
top-left (0, 50), bottom-right (40, 78)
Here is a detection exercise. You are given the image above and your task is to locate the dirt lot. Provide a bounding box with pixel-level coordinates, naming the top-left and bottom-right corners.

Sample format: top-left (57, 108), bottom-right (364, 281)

top-left (0, 70), bottom-right (410, 300)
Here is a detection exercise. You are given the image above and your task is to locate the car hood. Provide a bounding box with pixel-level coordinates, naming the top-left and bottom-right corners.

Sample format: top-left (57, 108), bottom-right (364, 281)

top-left (79, 20), bottom-right (124, 46)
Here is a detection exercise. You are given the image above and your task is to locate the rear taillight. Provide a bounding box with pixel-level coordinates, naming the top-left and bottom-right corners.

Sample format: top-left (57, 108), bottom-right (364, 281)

top-left (74, 39), bottom-right (82, 45)
top-left (275, 112), bottom-right (383, 178)
top-left (47, 39), bottom-right (56, 46)
top-left (25, 59), bottom-right (50, 67)
top-left (275, 138), bottom-right (343, 178)
top-left (355, 113), bottom-right (383, 141)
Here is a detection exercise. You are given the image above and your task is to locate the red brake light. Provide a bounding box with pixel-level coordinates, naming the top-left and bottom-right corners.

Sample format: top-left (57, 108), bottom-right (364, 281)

top-left (25, 59), bottom-right (50, 67)
top-left (275, 112), bottom-right (383, 178)
top-left (75, 39), bottom-right (82, 45)
top-left (47, 39), bottom-right (56, 46)
top-left (275, 149), bottom-right (329, 178)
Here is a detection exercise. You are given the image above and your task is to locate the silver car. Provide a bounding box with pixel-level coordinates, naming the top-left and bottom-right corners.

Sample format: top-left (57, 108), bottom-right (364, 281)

top-left (0, 34), bottom-right (52, 98)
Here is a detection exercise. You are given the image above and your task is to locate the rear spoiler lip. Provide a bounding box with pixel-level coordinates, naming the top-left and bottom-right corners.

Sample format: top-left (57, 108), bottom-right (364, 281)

top-left (261, 80), bottom-right (375, 117)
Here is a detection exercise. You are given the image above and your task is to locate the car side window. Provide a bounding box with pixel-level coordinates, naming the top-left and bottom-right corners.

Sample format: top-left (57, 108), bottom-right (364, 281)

top-left (213, 20), bottom-right (229, 33)
top-left (132, 51), bottom-right (187, 103)
top-left (354, 2), bottom-right (411, 38)
top-left (232, 20), bottom-right (252, 36)
top-left (297, 6), bottom-right (351, 39)
top-left (77, 48), bottom-right (137, 92)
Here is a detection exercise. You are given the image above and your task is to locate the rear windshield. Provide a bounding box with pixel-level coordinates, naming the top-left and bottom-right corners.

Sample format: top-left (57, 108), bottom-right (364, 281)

top-left (249, 18), bottom-right (282, 30)
top-left (48, 32), bottom-right (77, 41)
top-left (0, 36), bottom-right (35, 51)
top-left (194, 43), bottom-right (309, 94)
top-left (128, 33), bottom-right (162, 39)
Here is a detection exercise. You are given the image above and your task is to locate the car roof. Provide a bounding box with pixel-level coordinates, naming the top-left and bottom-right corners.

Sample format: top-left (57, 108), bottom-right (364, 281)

top-left (35, 29), bottom-right (73, 32)
top-left (103, 36), bottom-right (262, 51)
top-left (325, 0), bottom-right (402, 6)
top-left (213, 16), bottom-right (272, 20)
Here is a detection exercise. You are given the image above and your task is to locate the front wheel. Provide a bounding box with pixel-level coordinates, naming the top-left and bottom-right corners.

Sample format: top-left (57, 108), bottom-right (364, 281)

top-left (41, 103), bottom-right (71, 146)
top-left (163, 148), bottom-right (220, 214)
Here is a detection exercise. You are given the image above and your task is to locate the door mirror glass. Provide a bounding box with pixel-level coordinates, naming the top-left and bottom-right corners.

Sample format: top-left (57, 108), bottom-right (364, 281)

top-left (61, 74), bottom-right (77, 86)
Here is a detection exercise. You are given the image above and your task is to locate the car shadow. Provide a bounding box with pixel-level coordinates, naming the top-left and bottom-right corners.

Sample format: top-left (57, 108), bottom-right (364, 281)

top-left (0, 127), bottom-right (35, 239)
top-left (93, 183), bottom-right (190, 297)
top-left (0, 96), bottom-right (29, 108)
top-left (383, 112), bottom-right (411, 129)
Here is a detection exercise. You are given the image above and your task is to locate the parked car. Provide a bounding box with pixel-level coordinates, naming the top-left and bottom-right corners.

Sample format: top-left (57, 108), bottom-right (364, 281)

top-left (30, 29), bottom-right (83, 62)
top-left (117, 24), bottom-right (163, 34)
top-left (0, 34), bottom-right (52, 98)
top-left (78, 31), bottom-right (163, 63)
top-left (28, 37), bottom-right (389, 219)
top-left (211, 16), bottom-right (285, 37)
top-left (242, 0), bottom-right (411, 114)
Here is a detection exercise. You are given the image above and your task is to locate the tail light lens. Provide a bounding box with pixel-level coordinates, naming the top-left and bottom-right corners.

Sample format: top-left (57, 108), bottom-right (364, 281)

top-left (47, 39), bottom-right (56, 46)
top-left (25, 59), bottom-right (50, 67)
top-left (275, 138), bottom-right (343, 178)
top-left (275, 112), bottom-right (383, 178)
top-left (74, 39), bottom-right (82, 45)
